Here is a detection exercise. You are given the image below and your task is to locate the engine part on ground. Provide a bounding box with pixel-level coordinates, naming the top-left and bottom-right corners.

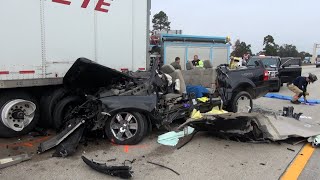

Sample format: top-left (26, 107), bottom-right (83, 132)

top-left (37, 118), bottom-right (85, 154)
top-left (282, 106), bottom-right (294, 117)
top-left (0, 154), bottom-right (31, 169)
top-left (82, 156), bottom-right (133, 179)
top-left (0, 90), bottom-right (40, 137)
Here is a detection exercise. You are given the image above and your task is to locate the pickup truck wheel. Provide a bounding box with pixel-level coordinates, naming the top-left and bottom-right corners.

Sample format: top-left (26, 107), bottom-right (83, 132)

top-left (105, 111), bottom-right (146, 145)
top-left (230, 91), bottom-right (253, 113)
top-left (274, 80), bottom-right (281, 92)
top-left (0, 91), bottom-right (40, 137)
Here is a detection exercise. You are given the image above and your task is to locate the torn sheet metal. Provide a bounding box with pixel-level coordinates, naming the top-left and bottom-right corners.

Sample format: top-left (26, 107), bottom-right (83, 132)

top-left (53, 126), bottom-right (85, 157)
top-left (38, 118), bottom-right (85, 154)
top-left (177, 112), bottom-right (320, 142)
top-left (0, 154), bottom-right (31, 169)
top-left (82, 156), bottom-right (133, 179)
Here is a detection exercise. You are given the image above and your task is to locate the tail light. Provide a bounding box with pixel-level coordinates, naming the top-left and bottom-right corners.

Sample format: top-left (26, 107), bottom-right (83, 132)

top-left (263, 70), bottom-right (269, 81)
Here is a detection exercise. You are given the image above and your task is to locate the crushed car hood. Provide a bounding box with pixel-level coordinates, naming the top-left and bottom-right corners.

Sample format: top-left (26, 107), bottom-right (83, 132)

top-left (63, 58), bottom-right (134, 88)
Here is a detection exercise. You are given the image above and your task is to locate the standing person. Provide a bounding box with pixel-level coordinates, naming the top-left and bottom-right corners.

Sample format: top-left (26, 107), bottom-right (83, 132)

top-left (242, 52), bottom-right (250, 66)
top-left (191, 55), bottom-right (204, 68)
top-left (288, 73), bottom-right (318, 104)
top-left (229, 56), bottom-right (237, 69)
top-left (170, 57), bottom-right (182, 70)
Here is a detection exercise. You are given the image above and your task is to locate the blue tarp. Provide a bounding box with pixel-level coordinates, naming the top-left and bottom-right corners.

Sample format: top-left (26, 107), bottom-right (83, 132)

top-left (264, 93), bottom-right (320, 104)
top-left (186, 85), bottom-right (209, 98)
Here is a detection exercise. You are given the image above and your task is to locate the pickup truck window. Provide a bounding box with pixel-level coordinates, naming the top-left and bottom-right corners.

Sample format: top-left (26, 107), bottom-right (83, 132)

top-left (247, 58), bottom-right (279, 68)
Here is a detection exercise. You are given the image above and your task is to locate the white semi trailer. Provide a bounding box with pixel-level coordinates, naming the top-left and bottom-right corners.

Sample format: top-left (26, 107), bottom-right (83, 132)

top-left (0, 0), bottom-right (151, 137)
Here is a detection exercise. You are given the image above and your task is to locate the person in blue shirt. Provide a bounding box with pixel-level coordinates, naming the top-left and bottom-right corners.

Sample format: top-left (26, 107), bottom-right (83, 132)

top-left (287, 73), bottom-right (317, 104)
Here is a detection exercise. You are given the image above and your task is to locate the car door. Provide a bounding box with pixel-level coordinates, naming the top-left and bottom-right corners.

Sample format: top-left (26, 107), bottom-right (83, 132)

top-left (278, 58), bottom-right (302, 83)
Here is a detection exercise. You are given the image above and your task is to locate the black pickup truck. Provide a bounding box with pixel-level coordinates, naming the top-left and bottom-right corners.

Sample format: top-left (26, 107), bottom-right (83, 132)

top-left (215, 61), bottom-right (270, 113)
top-left (247, 56), bottom-right (302, 92)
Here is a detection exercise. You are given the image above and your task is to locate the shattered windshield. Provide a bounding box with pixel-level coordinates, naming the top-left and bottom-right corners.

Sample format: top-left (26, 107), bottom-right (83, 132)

top-left (247, 58), bottom-right (279, 67)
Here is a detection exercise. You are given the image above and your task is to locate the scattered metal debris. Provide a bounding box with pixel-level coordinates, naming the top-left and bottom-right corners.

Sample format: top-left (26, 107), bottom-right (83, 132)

top-left (82, 155), bottom-right (133, 179)
top-left (37, 118), bottom-right (86, 154)
top-left (147, 161), bottom-right (180, 176)
top-left (287, 148), bottom-right (295, 152)
top-left (52, 126), bottom-right (85, 157)
top-left (0, 154), bottom-right (31, 169)
top-left (176, 112), bottom-right (320, 142)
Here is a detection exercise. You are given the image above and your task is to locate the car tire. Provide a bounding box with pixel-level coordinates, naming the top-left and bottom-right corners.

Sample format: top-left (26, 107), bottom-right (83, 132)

top-left (274, 79), bottom-right (281, 92)
top-left (52, 96), bottom-right (83, 130)
top-left (105, 111), bottom-right (146, 145)
top-left (230, 91), bottom-right (253, 113)
top-left (0, 91), bottom-right (40, 137)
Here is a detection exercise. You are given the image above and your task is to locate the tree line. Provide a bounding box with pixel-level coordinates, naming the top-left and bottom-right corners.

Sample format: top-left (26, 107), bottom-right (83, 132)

top-left (231, 35), bottom-right (312, 60)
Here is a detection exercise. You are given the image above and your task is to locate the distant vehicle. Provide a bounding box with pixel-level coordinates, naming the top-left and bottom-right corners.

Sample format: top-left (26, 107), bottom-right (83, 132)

top-left (247, 56), bottom-right (302, 92)
top-left (303, 57), bottom-right (312, 64)
top-left (316, 60), bottom-right (320, 68)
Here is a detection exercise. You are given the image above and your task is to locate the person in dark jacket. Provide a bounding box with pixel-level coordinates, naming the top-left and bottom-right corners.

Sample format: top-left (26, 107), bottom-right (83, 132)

top-left (288, 73), bottom-right (318, 104)
top-left (170, 57), bottom-right (182, 70)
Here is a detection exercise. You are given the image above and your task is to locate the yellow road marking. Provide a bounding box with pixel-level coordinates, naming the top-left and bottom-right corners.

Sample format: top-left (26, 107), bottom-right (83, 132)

top-left (281, 143), bottom-right (315, 180)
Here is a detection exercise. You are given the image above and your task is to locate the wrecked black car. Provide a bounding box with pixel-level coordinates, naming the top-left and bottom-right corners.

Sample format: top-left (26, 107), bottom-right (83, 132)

top-left (39, 57), bottom-right (218, 152)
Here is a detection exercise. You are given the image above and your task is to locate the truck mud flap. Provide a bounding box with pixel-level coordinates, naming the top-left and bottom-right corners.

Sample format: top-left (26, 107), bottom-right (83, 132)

top-left (82, 156), bottom-right (133, 179)
top-left (37, 118), bottom-right (85, 154)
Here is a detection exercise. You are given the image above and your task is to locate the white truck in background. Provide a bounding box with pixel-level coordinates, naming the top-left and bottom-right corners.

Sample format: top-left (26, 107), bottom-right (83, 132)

top-left (0, 0), bottom-right (151, 137)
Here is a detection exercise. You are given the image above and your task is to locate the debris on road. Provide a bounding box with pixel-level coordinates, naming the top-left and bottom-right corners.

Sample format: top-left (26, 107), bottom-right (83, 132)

top-left (0, 153), bottom-right (31, 169)
top-left (176, 111), bottom-right (320, 143)
top-left (37, 118), bottom-right (86, 155)
top-left (147, 161), bottom-right (180, 176)
top-left (287, 148), bottom-right (295, 152)
top-left (158, 126), bottom-right (194, 146)
top-left (308, 135), bottom-right (320, 147)
top-left (82, 155), bottom-right (133, 179)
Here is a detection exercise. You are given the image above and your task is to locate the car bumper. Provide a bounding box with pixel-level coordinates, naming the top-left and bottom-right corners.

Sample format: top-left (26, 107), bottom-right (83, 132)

top-left (268, 78), bottom-right (280, 90)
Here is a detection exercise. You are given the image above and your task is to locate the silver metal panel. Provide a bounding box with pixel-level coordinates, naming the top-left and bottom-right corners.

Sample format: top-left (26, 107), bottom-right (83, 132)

top-left (0, 78), bottom-right (63, 89)
top-left (44, 0), bottom-right (95, 78)
top-left (212, 47), bottom-right (228, 67)
top-left (0, 0), bottom-right (43, 79)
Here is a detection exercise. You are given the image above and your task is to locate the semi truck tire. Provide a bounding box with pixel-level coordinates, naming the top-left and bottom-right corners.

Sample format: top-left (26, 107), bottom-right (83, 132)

top-left (0, 91), bottom-right (40, 137)
top-left (230, 91), bottom-right (253, 113)
top-left (40, 88), bottom-right (70, 127)
top-left (52, 96), bottom-right (83, 130)
top-left (105, 111), bottom-right (147, 145)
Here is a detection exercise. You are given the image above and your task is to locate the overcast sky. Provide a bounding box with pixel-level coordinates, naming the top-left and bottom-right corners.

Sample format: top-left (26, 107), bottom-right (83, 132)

top-left (151, 0), bottom-right (320, 54)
